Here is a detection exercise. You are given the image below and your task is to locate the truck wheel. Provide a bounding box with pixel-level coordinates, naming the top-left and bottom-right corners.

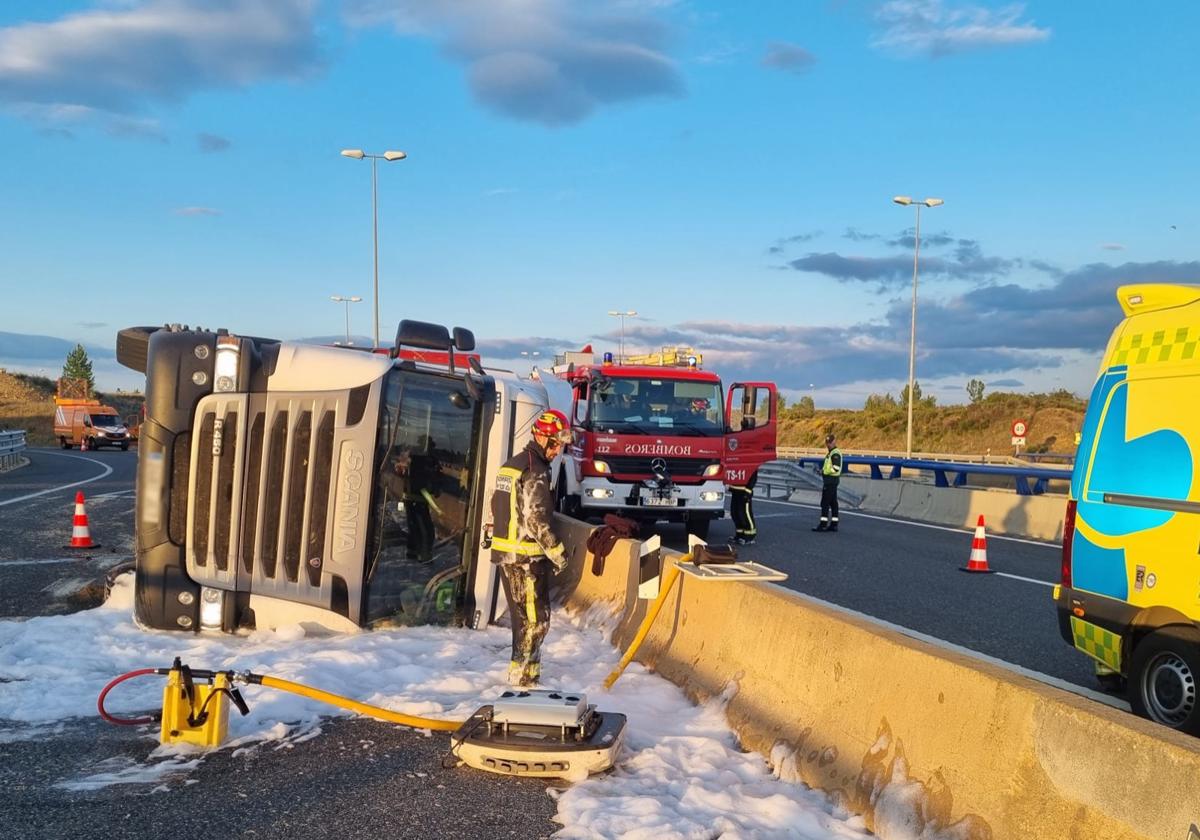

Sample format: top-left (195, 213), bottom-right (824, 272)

top-left (686, 518), bottom-right (711, 541)
top-left (60, 437), bottom-right (70, 450)
top-left (1129, 625), bottom-right (1200, 734)
top-left (555, 470), bottom-right (581, 518)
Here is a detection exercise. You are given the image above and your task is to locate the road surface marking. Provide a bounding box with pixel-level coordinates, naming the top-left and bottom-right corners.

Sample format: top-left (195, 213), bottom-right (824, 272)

top-left (996, 571), bottom-right (1054, 587)
top-left (0, 451), bottom-right (114, 507)
top-left (758, 497), bottom-right (1060, 549)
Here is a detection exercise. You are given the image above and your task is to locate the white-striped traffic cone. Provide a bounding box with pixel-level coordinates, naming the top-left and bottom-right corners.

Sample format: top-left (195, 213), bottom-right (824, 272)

top-left (65, 491), bottom-right (100, 550)
top-left (961, 514), bottom-right (993, 573)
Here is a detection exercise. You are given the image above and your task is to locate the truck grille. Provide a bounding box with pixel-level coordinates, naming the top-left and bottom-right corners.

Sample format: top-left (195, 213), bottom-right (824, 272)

top-left (605, 456), bottom-right (712, 479)
top-left (186, 392), bottom-right (361, 613)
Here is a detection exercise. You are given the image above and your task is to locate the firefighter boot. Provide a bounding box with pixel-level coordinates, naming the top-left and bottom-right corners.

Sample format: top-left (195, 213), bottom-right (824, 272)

top-left (812, 522), bottom-right (827, 532)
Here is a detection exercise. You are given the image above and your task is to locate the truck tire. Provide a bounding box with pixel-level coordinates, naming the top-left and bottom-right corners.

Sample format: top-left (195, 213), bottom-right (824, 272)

top-left (1129, 625), bottom-right (1200, 734)
top-left (555, 469), bottom-right (581, 519)
top-left (686, 517), bottom-right (711, 541)
top-left (60, 437), bottom-right (70, 450)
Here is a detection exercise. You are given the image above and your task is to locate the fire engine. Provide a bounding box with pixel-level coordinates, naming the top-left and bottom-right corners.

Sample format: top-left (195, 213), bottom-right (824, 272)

top-left (541, 346), bottom-right (777, 538)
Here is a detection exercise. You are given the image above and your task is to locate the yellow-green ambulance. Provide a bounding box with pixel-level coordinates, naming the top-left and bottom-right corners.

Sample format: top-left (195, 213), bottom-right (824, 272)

top-left (1056, 283), bottom-right (1200, 734)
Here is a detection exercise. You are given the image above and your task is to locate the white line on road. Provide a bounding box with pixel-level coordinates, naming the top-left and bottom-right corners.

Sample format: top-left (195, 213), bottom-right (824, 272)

top-left (0, 451), bottom-right (115, 508)
top-left (758, 497), bottom-right (1060, 549)
top-left (996, 571), bottom-right (1054, 588)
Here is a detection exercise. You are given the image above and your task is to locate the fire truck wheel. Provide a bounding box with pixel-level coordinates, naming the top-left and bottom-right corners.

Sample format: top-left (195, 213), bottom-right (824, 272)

top-left (555, 470), bottom-right (581, 518)
top-left (686, 518), bottom-right (711, 541)
top-left (1129, 625), bottom-right (1200, 735)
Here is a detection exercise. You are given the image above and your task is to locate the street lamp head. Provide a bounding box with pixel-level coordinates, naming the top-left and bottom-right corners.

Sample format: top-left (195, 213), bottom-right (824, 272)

top-left (349, 296), bottom-right (363, 302)
top-left (607, 310), bottom-right (620, 316)
top-left (892, 196), bottom-right (913, 206)
top-left (340, 149), bottom-right (365, 159)
top-left (923, 198), bottom-right (944, 208)
top-left (383, 150), bottom-right (407, 161)
top-left (331, 295), bottom-right (343, 301)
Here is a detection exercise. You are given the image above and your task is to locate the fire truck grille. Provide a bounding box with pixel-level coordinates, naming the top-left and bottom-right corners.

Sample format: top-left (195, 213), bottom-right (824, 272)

top-left (605, 456), bottom-right (712, 478)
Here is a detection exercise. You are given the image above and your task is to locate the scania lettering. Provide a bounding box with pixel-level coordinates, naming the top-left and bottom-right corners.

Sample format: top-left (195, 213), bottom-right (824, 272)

top-left (117, 319), bottom-right (550, 635)
top-left (541, 346), bottom-right (777, 539)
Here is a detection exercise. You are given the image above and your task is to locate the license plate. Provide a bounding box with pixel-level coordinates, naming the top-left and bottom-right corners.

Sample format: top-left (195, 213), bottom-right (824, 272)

top-left (643, 496), bottom-right (675, 507)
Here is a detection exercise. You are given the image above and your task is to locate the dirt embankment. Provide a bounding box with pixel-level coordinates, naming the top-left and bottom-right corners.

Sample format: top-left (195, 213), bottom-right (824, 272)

top-left (779, 390), bottom-right (1086, 455)
top-left (0, 371), bottom-right (143, 447)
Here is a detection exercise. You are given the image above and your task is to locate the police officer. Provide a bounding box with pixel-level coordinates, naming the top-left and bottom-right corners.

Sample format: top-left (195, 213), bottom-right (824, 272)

top-left (490, 409), bottom-right (572, 687)
top-left (813, 433), bottom-right (842, 532)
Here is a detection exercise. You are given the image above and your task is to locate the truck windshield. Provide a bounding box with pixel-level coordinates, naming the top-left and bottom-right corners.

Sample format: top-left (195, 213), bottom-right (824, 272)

top-left (365, 368), bottom-right (482, 626)
top-left (90, 415), bottom-right (119, 426)
top-left (590, 376), bottom-right (724, 436)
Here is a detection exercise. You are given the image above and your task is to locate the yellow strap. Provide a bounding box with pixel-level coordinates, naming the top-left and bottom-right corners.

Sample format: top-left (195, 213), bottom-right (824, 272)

top-left (603, 553), bottom-right (691, 689)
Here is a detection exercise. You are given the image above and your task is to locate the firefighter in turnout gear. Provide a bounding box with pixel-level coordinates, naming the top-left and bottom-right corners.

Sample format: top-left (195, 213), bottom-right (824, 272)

top-left (729, 472), bottom-right (757, 545)
top-left (813, 433), bottom-right (842, 532)
top-left (490, 409), bottom-right (573, 687)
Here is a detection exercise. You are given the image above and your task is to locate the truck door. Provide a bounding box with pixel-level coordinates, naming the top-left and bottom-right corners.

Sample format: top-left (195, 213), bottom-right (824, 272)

top-left (724, 382), bottom-right (777, 485)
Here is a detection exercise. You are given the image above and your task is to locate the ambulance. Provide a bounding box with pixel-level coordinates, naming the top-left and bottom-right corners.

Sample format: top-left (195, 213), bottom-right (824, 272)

top-left (1056, 284), bottom-right (1200, 733)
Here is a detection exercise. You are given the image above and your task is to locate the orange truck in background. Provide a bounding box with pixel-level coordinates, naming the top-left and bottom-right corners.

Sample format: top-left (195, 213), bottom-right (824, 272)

top-left (53, 378), bottom-right (131, 450)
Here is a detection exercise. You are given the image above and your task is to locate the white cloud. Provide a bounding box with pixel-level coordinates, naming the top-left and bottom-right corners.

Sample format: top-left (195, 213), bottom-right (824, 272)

top-left (344, 0), bottom-right (683, 125)
top-left (0, 0), bottom-right (321, 121)
top-left (873, 0), bottom-right (1049, 57)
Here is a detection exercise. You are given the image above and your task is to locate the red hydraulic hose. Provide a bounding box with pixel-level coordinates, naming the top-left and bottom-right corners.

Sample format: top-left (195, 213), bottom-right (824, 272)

top-left (97, 668), bottom-right (159, 726)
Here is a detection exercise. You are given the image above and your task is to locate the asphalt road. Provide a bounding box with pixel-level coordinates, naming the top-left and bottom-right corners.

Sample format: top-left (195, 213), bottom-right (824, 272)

top-left (0, 449), bottom-right (559, 840)
top-left (658, 492), bottom-right (1103, 698)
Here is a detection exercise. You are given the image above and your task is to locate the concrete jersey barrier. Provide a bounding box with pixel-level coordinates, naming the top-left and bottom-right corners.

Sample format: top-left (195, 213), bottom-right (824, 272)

top-left (553, 514), bottom-right (1200, 840)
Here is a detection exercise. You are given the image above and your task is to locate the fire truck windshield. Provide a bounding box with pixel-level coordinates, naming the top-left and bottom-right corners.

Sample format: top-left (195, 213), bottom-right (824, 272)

top-left (590, 377), bottom-right (724, 436)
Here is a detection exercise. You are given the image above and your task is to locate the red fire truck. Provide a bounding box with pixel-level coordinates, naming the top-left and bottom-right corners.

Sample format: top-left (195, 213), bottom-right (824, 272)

top-left (543, 347), bottom-right (777, 539)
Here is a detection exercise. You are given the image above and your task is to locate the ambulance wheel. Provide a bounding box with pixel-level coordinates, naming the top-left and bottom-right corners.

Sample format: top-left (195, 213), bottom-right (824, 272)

top-left (686, 518), bottom-right (711, 540)
top-left (60, 437), bottom-right (70, 449)
top-left (1129, 625), bottom-right (1200, 734)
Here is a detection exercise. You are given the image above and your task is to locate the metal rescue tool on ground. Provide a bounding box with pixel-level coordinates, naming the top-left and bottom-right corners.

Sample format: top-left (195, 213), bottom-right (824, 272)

top-left (98, 659), bottom-right (625, 779)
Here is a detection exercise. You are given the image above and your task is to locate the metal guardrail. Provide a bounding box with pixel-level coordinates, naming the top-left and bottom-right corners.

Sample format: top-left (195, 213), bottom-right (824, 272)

top-left (788, 454), bottom-right (1072, 496)
top-left (0, 429), bottom-right (27, 472)
top-left (778, 445), bottom-right (1075, 469)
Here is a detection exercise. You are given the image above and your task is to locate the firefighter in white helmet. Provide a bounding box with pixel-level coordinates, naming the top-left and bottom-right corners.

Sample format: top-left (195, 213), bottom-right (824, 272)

top-left (490, 409), bottom-right (573, 687)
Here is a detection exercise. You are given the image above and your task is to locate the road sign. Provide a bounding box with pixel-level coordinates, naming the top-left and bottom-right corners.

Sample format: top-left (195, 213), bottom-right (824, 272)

top-left (1012, 436), bottom-right (1027, 447)
top-left (1011, 419), bottom-right (1028, 437)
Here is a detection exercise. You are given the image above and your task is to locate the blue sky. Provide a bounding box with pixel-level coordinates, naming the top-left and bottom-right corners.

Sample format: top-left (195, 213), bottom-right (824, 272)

top-left (0, 1), bottom-right (1196, 406)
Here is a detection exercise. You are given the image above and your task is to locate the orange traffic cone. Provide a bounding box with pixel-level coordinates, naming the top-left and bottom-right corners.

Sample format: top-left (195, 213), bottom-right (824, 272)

top-left (65, 491), bottom-right (100, 550)
top-left (961, 514), bottom-right (993, 573)
top-left (79, 435), bottom-right (88, 452)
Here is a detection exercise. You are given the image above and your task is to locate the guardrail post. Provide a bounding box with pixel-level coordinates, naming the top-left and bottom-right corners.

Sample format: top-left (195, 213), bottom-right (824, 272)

top-left (1015, 475), bottom-right (1032, 496)
top-left (953, 471), bottom-right (967, 487)
top-left (933, 469), bottom-right (949, 488)
top-left (870, 464), bottom-right (882, 480)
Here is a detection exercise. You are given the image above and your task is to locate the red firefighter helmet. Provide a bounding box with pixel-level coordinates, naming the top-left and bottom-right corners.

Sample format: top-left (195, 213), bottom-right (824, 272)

top-left (532, 409), bottom-right (573, 444)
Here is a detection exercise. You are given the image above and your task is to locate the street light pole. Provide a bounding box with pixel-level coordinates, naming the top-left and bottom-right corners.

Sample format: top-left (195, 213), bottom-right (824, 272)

top-left (607, 310), bottom-right (637, 362)
top-left (330, 295), bottom-right (363, 345)
top-left (340, 148), bottom-right (408, 349)
top-left (892, 196), bottom-right (944, 459)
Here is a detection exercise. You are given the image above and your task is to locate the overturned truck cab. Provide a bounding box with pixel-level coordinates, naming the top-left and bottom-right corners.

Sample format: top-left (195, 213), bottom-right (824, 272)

top-left (117, 320), bottom-right (547, 634)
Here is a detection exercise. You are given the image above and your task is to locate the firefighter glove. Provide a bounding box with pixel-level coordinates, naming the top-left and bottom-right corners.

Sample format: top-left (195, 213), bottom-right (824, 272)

top-left (546, 543), bottom-right (568, 572)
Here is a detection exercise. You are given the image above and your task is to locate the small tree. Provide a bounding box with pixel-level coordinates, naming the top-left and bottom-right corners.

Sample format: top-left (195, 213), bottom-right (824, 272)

top-left (966, 378), bottom-right (985, 403)
top-left (900, 381), bottom-right (922, 406)
top-left (62, 344), bottom-right (96, 394)
top-left (776, 393), bottom-right (787, 413)
top-left (796, 394), bottom-right (815, 418)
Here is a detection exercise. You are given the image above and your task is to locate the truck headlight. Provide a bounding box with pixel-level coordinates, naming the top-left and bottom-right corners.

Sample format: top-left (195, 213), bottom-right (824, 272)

top-left (593, 460), bottom-right (611, 474)
top-left (214, 335), bottom-right (240, 392)
top-left (199, 586), bottom-right (224, 629)
top-left (702, 463), bottom-right (722, 477)
top-left (587, 488), bottom-right (614, 498)
top-left (700, 491), bottom-right (724, 502)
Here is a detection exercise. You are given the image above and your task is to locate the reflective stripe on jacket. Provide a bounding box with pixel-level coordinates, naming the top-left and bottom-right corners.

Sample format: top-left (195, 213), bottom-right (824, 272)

top-left (822, 447), bottom-right (843, 478)
top-left (490, 441), bottom-right (563, 561)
